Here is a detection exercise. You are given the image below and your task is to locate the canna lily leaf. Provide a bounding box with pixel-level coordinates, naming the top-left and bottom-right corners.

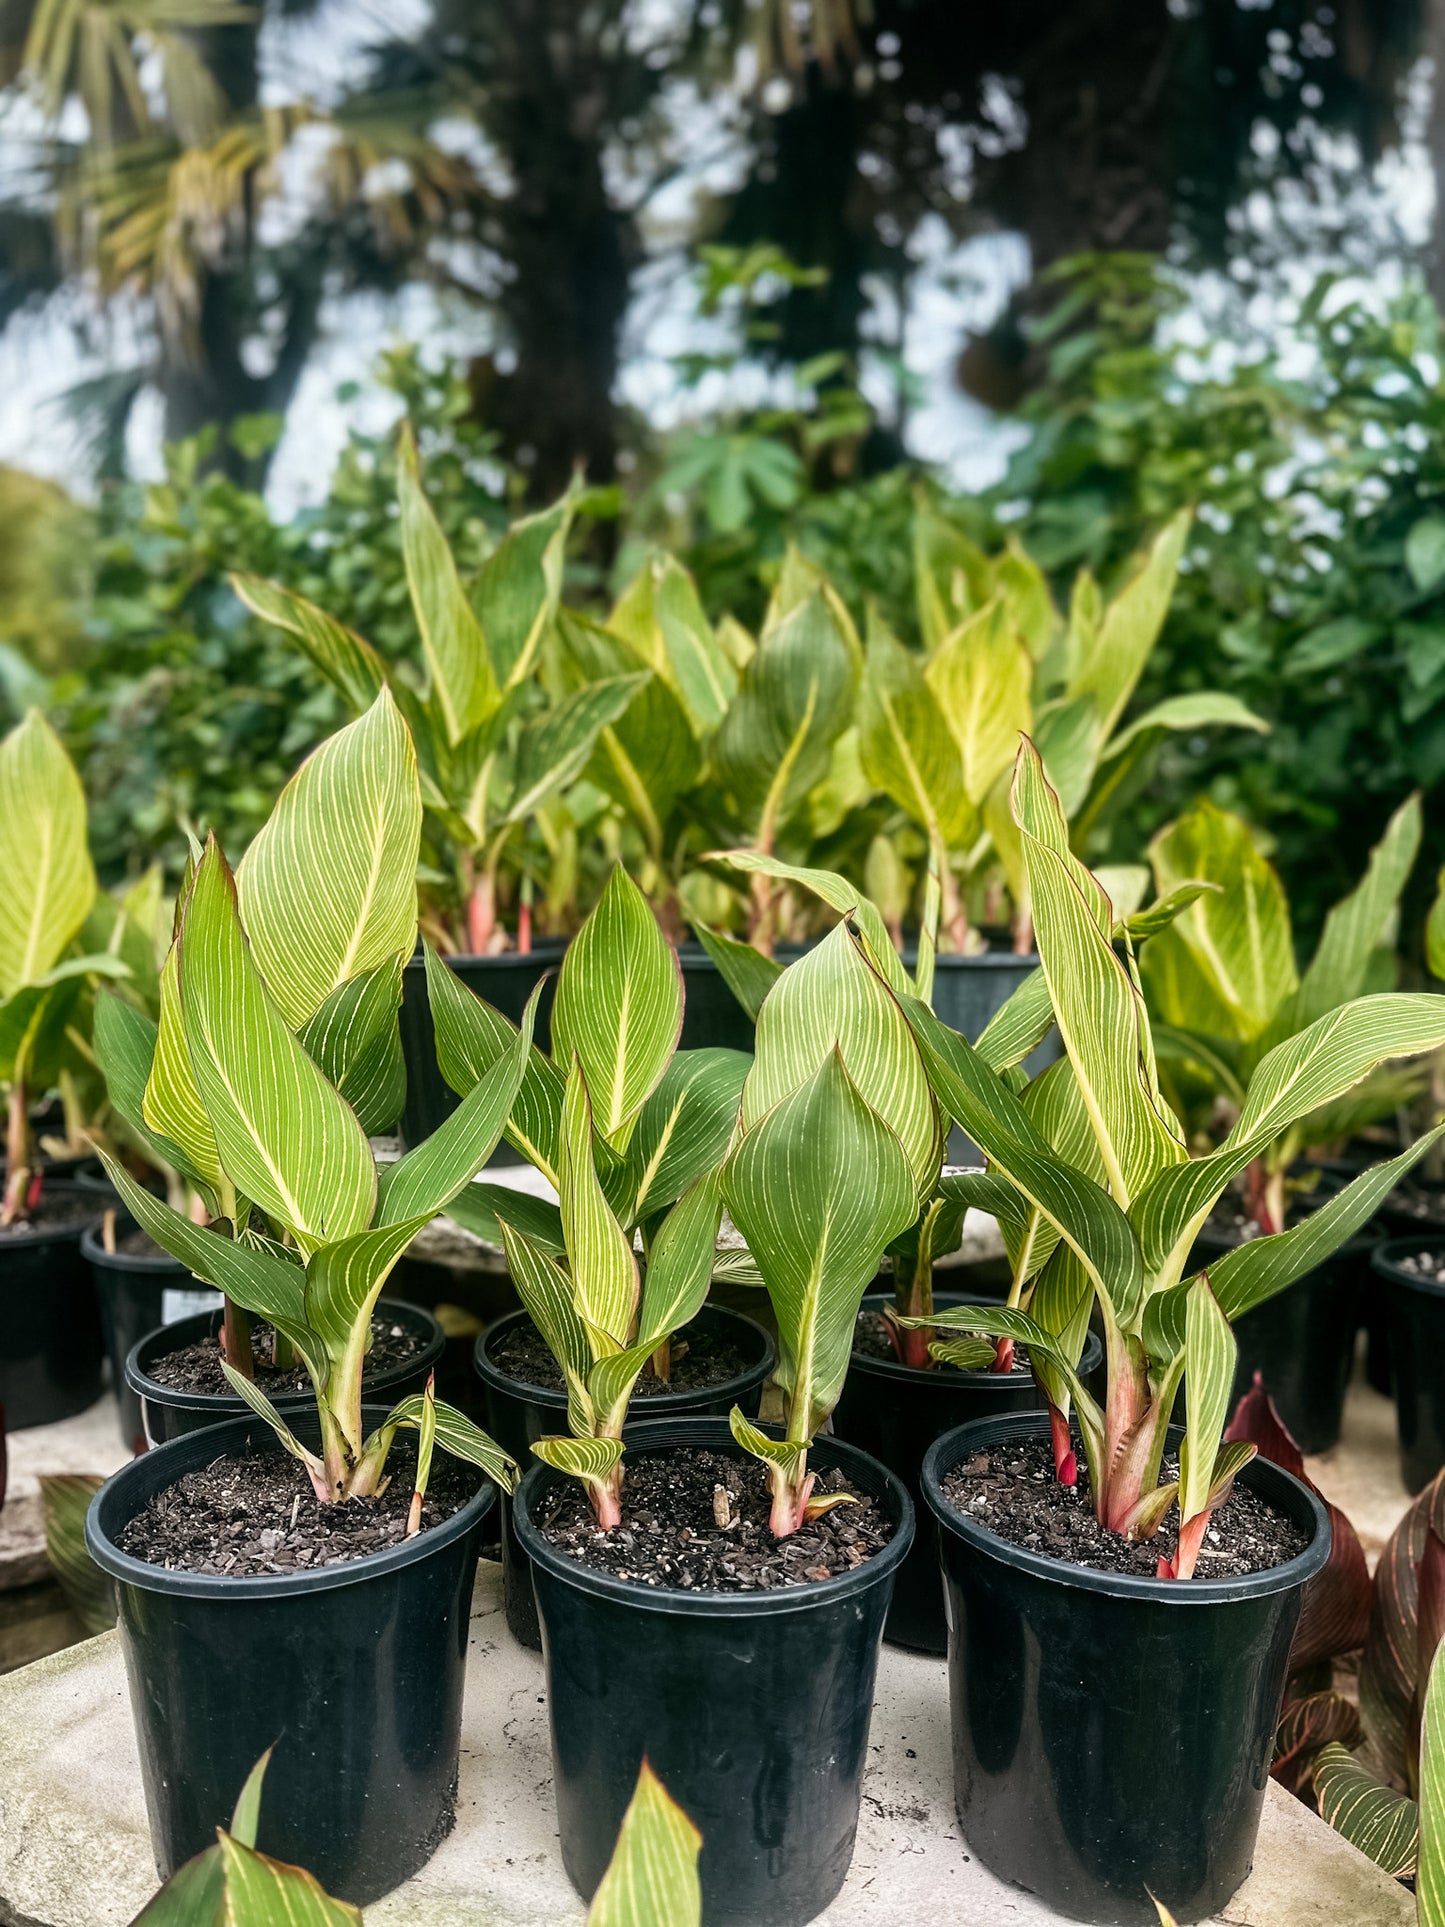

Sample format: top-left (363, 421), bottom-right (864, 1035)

top-left (498, 1217), bottom-right (594, 1437)
top-left (1179, 1276), bottom-right (1237, 1529)
top-left (723, 1050), bottom-right (918, 1442)
top-left (447, 1182), bottom-right (563, 1253)
top-left (237, 689), bottom-right (421, 1031)
top-left (1099, 690), bottom-right (1268, 761)
top-left (143, 938), bottom-right (225, 1198)
top-left (586, 1759), bottom-right (703, 1927)
top-left (727, 1409), bottom-right (808, 1494)
top-left (424, 941), bottom-right (564, 1181)
top-left (477, 488), bottom-right (573, 693)
top-left (376, 982), bottom-right (538, 1224)
top-left (377, 1393), bottom-right (518, 1494)
top-left (609, 553), bottom-right (736, 737)
top-left (303, 1216), bottom-right (434, 1449)
top-left (1361, 1469), bottom-right (1445, 1771)
top-left (231, 573), bottom-right (387, 716)
top-left (296, 960), bottom-right (406, 1136)
top-left (214, 1829), bottom-right (361, 1925)
top-left (398, 422), bottom-right (499, 744)
top-left (925, 598), bottom-right (1034, 809)
top-left (504, 674), bottom-right (650, 825)
top-left (1067, 507), bottom-right (1190, 742)
top-left (1272, 1691), bottom-right (1362, 1797)
top-left (974, 966), bottom-right (1054, 1073)
top-left (709, 850), bottom-right (912, 1001)
top-left (1420, 1642), bottom-right (1445, 1923)
top-left (177, 841), bottom-right (376, 1255)
top-left (40, 1473), bottom-right (114, 1636)
top-left (610, 1048), bottom-right (749, 1226)
top-left (744, 920), bottom-right (940, 1199)
top-left (220, 1364), bottom-right (329, 1494)
top-left (906, 1301), bottom-right (1103, 1464)
top-left (636, 1170), bottom-right (724, 1348)
top-left (551, 864), bottom-right (683, 1152)
top-left (558, 1058), bottom-right (640, 1349)
top-left (531, 1433), bottom-right (625, 1491)
top-left (1312, 1743), bottom-right (1418, 1879)
top-left (0, 708), bottom-right (95, 998)
top-left (691, 922), bottom-right (782, 1024)
top-left (858, 611), bottom-right (973, 857)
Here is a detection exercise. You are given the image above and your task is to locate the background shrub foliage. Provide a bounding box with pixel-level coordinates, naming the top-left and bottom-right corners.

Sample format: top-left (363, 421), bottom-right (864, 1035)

top-left (3, 256), bottom-right (1442, 966)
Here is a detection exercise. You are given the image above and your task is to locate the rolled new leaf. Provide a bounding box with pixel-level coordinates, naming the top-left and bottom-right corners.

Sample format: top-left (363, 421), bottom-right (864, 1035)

top-left (587, 1759), bottom-right (702, 1927)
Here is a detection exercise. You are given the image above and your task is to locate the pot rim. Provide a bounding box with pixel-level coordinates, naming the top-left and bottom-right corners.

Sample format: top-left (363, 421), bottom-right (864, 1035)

top-left (0, 1178), bottom-right (105, 1248)
top-left (124, 1300), bottom-right (446, 1414)
top-left (85, 1401), bottom-right (496, 1601)
top-left (81, 1217), bottom-right (188, 1275)
top-left (921, 1410), bottom-right (1331, 1605)
top-left (1373, 1234), bottom-right (1445, 1295)
top-left (847, 1288), bottom-right (1102, 1392)
top-left (473, 1302), bottom-right (777, 1415)
top-left (512, 1415), bottom-right (914, 1619)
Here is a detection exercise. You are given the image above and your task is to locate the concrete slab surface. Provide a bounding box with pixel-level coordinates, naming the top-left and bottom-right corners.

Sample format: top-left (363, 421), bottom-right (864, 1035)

top-left (0, 1559), bottom-right (1410, 1927)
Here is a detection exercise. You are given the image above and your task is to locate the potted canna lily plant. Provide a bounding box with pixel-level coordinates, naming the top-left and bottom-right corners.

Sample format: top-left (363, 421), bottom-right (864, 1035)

top-left (445, 862), bottom-right (774, 1645)
top-left (0, 709), bottom-right (135, 1427)
top-left (1142, 790), bottom-right (1420, 1447)
top-left (892, 738), bottom-right (1445, 1925)
top-left (511, 894), bottom-right (922, 1927)
top-left (97, 693), bottom-right (446, 1448)
top-left (84, 787), bottom-right (530, 1903)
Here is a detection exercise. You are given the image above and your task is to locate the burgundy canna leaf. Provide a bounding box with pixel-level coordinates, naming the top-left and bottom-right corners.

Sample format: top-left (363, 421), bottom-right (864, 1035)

top-left (1272, 1690), bottom-right (1363, 1798)
top-left (1361, 1470), bottom-right (1445, 1775)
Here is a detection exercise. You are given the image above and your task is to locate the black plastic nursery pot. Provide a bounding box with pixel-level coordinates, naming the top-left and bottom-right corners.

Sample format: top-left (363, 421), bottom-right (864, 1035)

top-left (831, 1290), bottom-right (1103, 1655)
top-left (0, 1181), bottom-right (105, 1429)
top-left (473, 1303), bottom-right (776, 1649)
top-left (85, 1404), bottom-right (495, 1906)
top-left (1375, 1235), bottom-right (1445, 1493)
top-left (513, 1416), bottom-right (913, 1927)
top-left (1190, 1219), bottom-right (1379, 1454)
top-left (82, 1219), bottom-right (190, 1452)
top-left (922, 1411), bottom-right (1329, 1926)
top-left (126, 1300), bottom-right (447, 1447)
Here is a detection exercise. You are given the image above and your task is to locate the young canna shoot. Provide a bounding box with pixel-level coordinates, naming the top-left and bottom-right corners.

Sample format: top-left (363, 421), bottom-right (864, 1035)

top-left (890, 739), bottom-right (1445, 1578)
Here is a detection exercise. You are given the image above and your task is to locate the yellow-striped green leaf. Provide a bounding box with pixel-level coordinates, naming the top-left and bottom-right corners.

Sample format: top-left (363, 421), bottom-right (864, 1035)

top-left (913, 502), bottom-right (992, 651)
top-left (744, 921), bottom-right (939, 1201)
top-left (1419, 1640), bottom-right (1445, 1921)
top-left (296, 959), bottom-right (405, 1135)
top-left (531, 1433), bottom-right (625, 1489)
top-left (238, 690), bottom-right (421, 1031)
top-left (377, 982), bottom-right (538, 1224)
top-left (859, 612), bottom-right (972, 853)
top-left (220, 1364), bottom-right (330, 1490)
top-left (925, 599), bottom-right (1033, 807)
top-left (558, 1058), bottom-right (640, 1349)
top-left (0, 709), bottom-right (94, 998)
top-left (231, 573), bottom-right (387, 715)
top-left (498, 1217), bottom-right (595, 1437)
top-left (377, 1393), bottom-right (518, 1493)
top-left (95, 991), bottom-right (209, 1193)
top-left (709, 850), bottom-right (912, 999)
top-left (1067, 508), bottom-right (1190, 740)
top-left (41, 1474), bottom-right (113, 1636)
top-left (1312, 1743), bottom-right (1418, 1878)
top-left (448, 1183), bottom-right (563, 1253)
top-left (724, 1050), bottom-right (917, 1441)
top-left (477, 489), bottom-right (572, 692)
top-left (143, 939), bottom-right (225, 1198)
top-left (713, 590), bottom-right (855, 848)
top-left (587, 1760), bottom-right (702, 1927)
top-left (610, 553), bottom-right (737, 735)
top-left (728, 1407), bottom-right (809, 1488)
top-left (216, 1829), bottom-right (362, 1925)
top-left (304, 1215), bottom-right (432, 1447)
top-left (504, 674), bottom-right (650, 825)
top-left (177, 841), bottom-right (375, 1255)
top-left (552, 865), bottom-right (682, 1151)
top-left (975, 966), bottom-right (1054, 1071)
top-left (398, 424), bottom-right (499, 745)
top-left (691, 922), bottom-right (782, 1024)
top-left (611, 1048), bottom-right (749, 1226)
top-left (1179, 1277), bottom-right (1235, 1526)
top-left (637, 1170), bottom-right (724, 1347)
top-left (425, 941), bottom-right (564, 1180)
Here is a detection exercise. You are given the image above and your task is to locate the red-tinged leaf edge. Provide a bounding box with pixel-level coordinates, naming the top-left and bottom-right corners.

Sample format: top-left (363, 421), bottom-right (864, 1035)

top-left (1272, 1690), bottom-right (1363, 1799)
top-left (1226, 1375), bottom-right (1371, 1668)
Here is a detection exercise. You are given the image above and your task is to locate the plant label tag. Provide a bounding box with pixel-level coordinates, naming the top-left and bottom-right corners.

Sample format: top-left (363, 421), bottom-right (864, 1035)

top-left (161, 1287), bottom-right (224, 1326)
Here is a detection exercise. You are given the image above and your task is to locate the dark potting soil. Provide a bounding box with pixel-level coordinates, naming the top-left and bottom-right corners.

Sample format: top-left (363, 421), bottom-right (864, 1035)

top-left (145, 1313), bottom-right (425, 1396)
top-left (853, 1307), bottom-right (1029, 1373)
top-left (116, 1441), bottom-right (475, 1576)
top-left (0, 1191), bottom-right (98, 1238)
top-left (535, 1446), bottom-right (893, 1592)
top-left (941, 1435), bottom-right (1308, 1580)
top-left (1395, 1248), bottom-right (1445, 1284)
top-left (112, 1226), bottom-right (172, 1261)
top-left (490, 1317), bottom-right (748, 1397)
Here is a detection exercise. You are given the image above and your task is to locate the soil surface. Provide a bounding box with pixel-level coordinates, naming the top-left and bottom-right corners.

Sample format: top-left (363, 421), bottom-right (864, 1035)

top-left (116, 1441), bottom-right (475, 1576)
top-left (535, 1446), bottom-right (893, 1592)
top-left (0, 1190), bottom-right (99, 1238)
top-left (941, 1435), bottom-right (1308, 1579)
top-left (1394, 1248), bottom-right (1445, 1284)
top-left (146, 1313), bottom-right (426, 1396)
top-left (490, 1317), bottom-right (748, 1397)
top-left (106, 1227), bottom-right (175, 1262)
top-left (852, 1307), bottom-right (1028, 1372)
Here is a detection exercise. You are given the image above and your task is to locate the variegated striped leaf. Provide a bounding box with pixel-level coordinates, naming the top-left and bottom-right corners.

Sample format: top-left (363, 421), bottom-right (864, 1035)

top-left (447, 1183), bottom-right (563, 1253)
top-left (610, 552), bottom-right (737, 736)
top-left (425, 941), bottom-right (564, 1180)
top-left (637, 1170), bottom-right (724, 1348)
top-left (398, 424), bottom-right (499, 744)
top-left (177, 840), bottom-right (375, 1255)
top-left (728, 1408), bottom-right (809, 1488)
top-left (504, 675), bottom-right (650, 825)
top-left (94, 991), bottom-right (214, 1199)
top-left (220, 1365), bottom-right (331, 1492)
top-left (143, 938), bottom-right (226, 1198)
top-left (1067, 507), bottom-right (1190, 741)
top-left (477, 488), bottom-right (572, 692)
top-left (723, 1051), bottom-right (917, 1441)
top-left (0, 708), bottom-right (95, 998)
top-left (378, 1393), bottom-right (519, 1493)
top-left (215, 1829), bottom-right (362, 1925)
top-left (551, 865), bottom-right (682, 1151)
top-left (304, 1215), bottom-right (433, 1449)
top-left (377, 982), bottom-right (538, 1225)
top-left (858, 611), bottom-right (973, 853)
top-left (906, 1302), bottom-right (1103, 1465)
top-left (744, 921), bottom-right (940, 1201)
top-left (1179, 1277), bottom-right (1236, 1527)
top-left (1312, 1743), bottom-right (1418, 1878)
top-left (691, 922), bottom-right (782, 1023)
top-left (499, 1216), bottom-right (595, 1437)
top-left (710, 849), bottom-right (912, 1000)
top-left (231, 572), bottom-right (387, 715)
top-left (587, 1760), bottom-right (702, 1927)
top-left (587, 1335), bottom-right (666, 1436)
top-left (238, 690), bottom-right (421, 1031)
top-left (531, 1434), bottom-right (625, 1490)
top-left (1420, 1641), bottom-right (1445, 1922)
top-left (296, 959), bottom-right (405, 1135)
top-left (1286, 791), bottom-right (1421, 1039)
top-left (975, 966), bottom-right (1054, 1071)
top-left (610, 1049), bottom-right (749, 1226)
top-left (925, 598), bottom-right (1033, 807)
top-left (558, 1058), bottom-right (640, 1349)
